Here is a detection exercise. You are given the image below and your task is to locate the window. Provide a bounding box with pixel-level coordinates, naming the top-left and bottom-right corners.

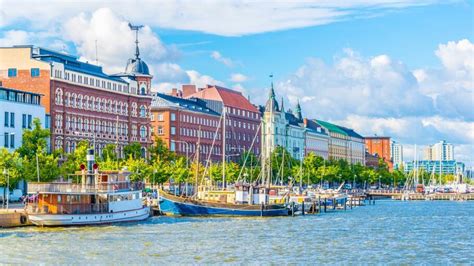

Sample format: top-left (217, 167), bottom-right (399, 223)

top-left (4, 112), bottom-right (9, 127)
top-left (31, 68), bottom-right (40, 77)
top-left (171, 126), bottom-right (176, 135)
top-left (7, 68), bottom-right (17, 77)
top-left (22, 114), bottom-right (27, 128)
top-left (158, 114), bottom-right (164, 121)
top-left (170, 141), bottom-right (176, 151)
top-left (140, 126), bottom-right (147, 138)
top-left (157, 126), bottom-right (163, 135)
top-left (170, 113), bottom-right (176, 121)
top-left (10, 113), bottom-right (14, 128)
top-left (4, 133), bottom-right (9, 148)
top-left (139, 106), bottom-right (146, 118)
top-left (10, 134), bottom-right (14, 148)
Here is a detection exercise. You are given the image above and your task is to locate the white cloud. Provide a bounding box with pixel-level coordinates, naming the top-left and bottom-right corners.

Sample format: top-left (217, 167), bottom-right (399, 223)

top-left (1, 1), bottom-right (449, 36)
top-left (186, 70), bottom-right (225, 89)
top-left (211, 51), bottom-right (234, 67)
top-left (230, 73), bottom-right (248, 83)
top-left (0, 30), bottom-right (31, 46)
top-left (62, 8), bottom-right (173, 74)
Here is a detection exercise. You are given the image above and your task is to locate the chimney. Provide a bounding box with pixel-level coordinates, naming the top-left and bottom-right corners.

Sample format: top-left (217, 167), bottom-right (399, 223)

top-left (182, 85), bottom-right (197, 98)
top-left (171, 88), bottom-right (178, 96)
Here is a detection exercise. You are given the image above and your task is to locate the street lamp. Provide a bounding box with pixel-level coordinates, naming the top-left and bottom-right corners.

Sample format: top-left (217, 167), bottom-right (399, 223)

top-left (2, 168), bottom-right (9, 210)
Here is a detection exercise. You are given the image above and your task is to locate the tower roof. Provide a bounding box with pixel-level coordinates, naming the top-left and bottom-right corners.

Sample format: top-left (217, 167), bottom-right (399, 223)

top-left (264, 82), bottom-right (279, 112)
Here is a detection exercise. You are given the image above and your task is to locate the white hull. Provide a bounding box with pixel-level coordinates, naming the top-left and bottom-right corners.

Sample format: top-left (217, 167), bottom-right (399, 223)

top-left (28, 206), bottom-right (150, 226)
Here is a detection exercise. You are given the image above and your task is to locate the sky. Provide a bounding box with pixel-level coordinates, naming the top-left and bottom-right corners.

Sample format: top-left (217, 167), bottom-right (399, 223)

top-left (0, 0), bottom-right (473, 166)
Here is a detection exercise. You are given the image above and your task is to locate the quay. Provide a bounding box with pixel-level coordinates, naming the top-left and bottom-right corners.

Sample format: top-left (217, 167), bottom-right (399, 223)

top-left (0, 208), bottom-right (31, 228)
top-left (365, 190), bottom-right (474, 201)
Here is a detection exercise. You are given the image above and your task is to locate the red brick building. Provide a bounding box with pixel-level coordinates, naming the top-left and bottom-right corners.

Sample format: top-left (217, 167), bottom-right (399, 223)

top-left (151, 93), bottom-right (222, 162)
top-left (365, 136), bottom-right (393, 170)
top-left (185, 85), bottom-right (261, 156)
top-left (0, 45), bottom-right (152, 157)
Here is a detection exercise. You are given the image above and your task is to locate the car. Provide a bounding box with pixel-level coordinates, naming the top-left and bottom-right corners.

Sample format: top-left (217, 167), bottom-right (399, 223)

top-left (343, 184), bottom-right (352, 190)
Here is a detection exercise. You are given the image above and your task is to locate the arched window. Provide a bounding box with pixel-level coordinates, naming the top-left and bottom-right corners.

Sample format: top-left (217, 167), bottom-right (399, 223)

top-left (140, 147), bottom-right (146, 158)
top-left (84, 119), bottom-right (89, 131)
top-left (78, 94), bottom-right (83, 108)
top-left (55, 88), bottom-right (63, 105)
top-left (72, 93), bottom-right (77, 108)
top-left (139, 105), bottom-right (146, 118)
top-left (84, 95), bottom-right (90, 110)
top-left (140, 125), bottom-right (147, 138)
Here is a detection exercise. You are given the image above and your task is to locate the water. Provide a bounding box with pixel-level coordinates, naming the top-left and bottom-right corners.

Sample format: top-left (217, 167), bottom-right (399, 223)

top-left (1, 200), bottom-right (473, 264)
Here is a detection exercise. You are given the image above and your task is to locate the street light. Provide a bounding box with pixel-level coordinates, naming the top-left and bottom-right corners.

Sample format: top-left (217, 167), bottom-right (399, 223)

top-left (2, 168), bottom-right (9, 210)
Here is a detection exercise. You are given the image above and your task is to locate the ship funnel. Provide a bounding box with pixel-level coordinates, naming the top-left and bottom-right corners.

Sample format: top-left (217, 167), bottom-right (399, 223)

top-left (87, 148), bottom-right (95, 173)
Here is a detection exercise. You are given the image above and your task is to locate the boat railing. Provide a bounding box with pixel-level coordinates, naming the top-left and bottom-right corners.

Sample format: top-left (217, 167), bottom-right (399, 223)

top-left (27, 181), bottom-right (141, 194)
top-left (27, 202), bottom-right (109, 215)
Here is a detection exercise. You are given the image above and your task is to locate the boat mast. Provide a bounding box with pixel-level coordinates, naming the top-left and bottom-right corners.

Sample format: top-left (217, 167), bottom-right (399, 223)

top-left (195, 126), bottom-right (201, 193)
top-left (222, 105), bottom-right (226, 189)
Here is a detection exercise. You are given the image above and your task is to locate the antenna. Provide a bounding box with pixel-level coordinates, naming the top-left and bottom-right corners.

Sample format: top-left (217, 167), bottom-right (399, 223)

top-left (128, 23), bottom-right (144, 59)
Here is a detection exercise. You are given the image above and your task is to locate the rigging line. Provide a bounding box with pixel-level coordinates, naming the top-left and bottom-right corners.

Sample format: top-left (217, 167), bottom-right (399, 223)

top-left (236, 122), bottom-right (262, 182)
top-left (201, 113), bottom-right (223, 185)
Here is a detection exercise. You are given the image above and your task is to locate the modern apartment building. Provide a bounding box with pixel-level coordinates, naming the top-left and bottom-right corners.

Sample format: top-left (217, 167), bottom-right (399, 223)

top-left (0, 86), bottom-right (46, 151)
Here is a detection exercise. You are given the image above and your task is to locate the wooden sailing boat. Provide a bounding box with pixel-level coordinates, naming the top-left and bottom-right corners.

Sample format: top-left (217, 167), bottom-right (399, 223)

top-left (159, 105), bottom-right (288, 216)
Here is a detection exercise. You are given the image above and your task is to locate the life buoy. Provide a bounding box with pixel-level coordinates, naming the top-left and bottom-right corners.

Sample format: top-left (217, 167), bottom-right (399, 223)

top-left (20, 215), bottom-right (27, 225)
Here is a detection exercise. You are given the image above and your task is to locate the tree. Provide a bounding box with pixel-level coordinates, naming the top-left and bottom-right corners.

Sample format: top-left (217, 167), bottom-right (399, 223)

top-left (124, 142), bottom-right (142, 160)
top-left (149, 138), bottom-right (175, 162)
top-left (125, 156), bottom-right (151, 182)
top-left (16, 118), bottom-right (50, 158)
top-left (0, 148), bottom-right (22, 187)
top-left (60, 140), bottom-right (89, 177)
top-left (102, 144), bottom-right (117, 161)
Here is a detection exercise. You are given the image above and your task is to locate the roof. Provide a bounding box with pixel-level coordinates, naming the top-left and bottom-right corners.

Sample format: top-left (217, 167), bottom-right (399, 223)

top-left (315, 120), bottom-right (348, 135)
top-left (285, 112), bottom-right (302, 126)
top-left (315, 120), bottom-right (364, 139)
top-left (365, 136), bottom-right (390, 140)
top-left (152, 93), bottom-right (220, 116)
top-left (32, 47), bottom-right (127, 83)
top-left (304, 119), bottom-right (328, 136)
top-left (187, 85), bottom-right (258, 112)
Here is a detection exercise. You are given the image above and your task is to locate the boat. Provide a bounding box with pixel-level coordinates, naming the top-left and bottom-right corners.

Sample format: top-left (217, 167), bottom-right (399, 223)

top-left (159, 107), bottom-right (288, 217)
top-left (26, 149), bottom-right (150, 226)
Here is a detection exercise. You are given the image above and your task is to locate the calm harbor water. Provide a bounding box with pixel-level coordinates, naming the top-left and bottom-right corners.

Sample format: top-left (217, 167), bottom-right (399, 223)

top-left (1, 200), bottom-right (473, 264)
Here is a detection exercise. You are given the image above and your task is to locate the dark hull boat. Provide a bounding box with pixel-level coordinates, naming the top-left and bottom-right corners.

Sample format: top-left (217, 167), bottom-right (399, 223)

top-left (159, 191), bottom-right (288, 217)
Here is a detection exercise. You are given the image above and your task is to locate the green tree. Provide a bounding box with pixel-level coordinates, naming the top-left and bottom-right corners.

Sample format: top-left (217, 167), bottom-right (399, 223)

top-left (101, 144), bottom-right (117, 161)
top-left (124, 142), bottom-right (143, 160)
top-left (149, 138), bottom-right (175, 162)
top-left (0, 148), bottom-right (22, 187)
top-left (60, 140), bottom-right (89, 176)
top-left (16, 118), bottom-right (50, 158)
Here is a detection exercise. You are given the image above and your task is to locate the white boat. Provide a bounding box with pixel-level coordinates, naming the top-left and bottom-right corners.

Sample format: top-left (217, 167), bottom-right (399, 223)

top-left (26, 149), bottom-right (150, 226)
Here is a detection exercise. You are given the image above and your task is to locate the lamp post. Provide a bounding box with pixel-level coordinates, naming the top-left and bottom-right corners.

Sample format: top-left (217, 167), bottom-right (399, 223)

top-left (2, 168), bottom-right (9, 210)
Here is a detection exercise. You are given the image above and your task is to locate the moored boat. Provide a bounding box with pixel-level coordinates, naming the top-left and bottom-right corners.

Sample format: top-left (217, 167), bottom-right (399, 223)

top-left (26, 149), bottom-right (150, 226)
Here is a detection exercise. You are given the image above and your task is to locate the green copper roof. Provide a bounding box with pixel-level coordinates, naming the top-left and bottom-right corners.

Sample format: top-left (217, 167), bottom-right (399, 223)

top-left (315, 120), bottom-right (348, 135)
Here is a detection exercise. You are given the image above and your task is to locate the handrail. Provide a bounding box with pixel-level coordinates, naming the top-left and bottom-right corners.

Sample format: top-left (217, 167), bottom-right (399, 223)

top-left (27, 203), bottom-right (109, 215)
top-left (27, 182), bottom-right (143, 194)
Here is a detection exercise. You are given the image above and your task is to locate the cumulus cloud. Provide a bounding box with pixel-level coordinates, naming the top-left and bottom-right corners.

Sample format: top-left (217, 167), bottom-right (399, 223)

top-left (0, 30), bottom-right (31, 46)
top-left (186, 70), bottom-right (225, 89)
top-left (1, 0), bottom-right (448, 36)
top-left (230, 73), bottom-right (248, 83)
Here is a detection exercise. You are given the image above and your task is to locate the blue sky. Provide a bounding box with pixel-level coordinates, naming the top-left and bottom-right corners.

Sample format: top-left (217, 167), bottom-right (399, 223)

top-left (1, 0), bottom-right (473, 165)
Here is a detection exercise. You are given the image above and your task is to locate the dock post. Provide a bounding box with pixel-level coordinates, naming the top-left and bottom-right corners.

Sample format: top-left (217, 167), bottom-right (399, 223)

top-left (350, 198), bottom-right (353, 209)
top-left (291, 202), bottom-right (295, 217)
top-left (318, 197), bottom-right (322, 213)
top-left (333, 198), bottom-right (336, 210)
top-left (260, 203), bottom-right (264, 217)
top-left (344, 198), bottom-right (347, 211)
top-left (302, 201), bottom-right (305, 216)
top-left (324, 198), bottom-right (327, 213)
top-left (312, 201), bottom-right (316, 214)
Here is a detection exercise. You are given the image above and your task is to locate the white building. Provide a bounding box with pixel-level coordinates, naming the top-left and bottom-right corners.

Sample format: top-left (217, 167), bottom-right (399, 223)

top-left (391, 141), bottom-right (403, 169)
top-left (0, 86), bottom-right (46, 151)
top-left (423, 140), bottom-right (454, 161)
top-left (303, 118), bottom-right (329, 159)
top-left (261, 86), bottom-right (305, 160)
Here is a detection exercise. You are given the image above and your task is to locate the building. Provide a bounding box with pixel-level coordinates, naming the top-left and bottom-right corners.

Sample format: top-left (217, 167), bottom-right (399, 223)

top-left (151, 92), bottom-right (222, 162)
top-left (365, 151), bottom-right (381, 169)
top-left (261, 86), bottom-right (305, 160)
top-left (404, 160), bottom-right (465, 175)
top-left (0, 41), bottom-right (152, 157)
top-left (365, 136), bottom-right (393, 170)
top-left (303, 118), bottom-right (329, 159)
top-left (0, 86), bottom-right (46, 151)
top-left (184, 85), bottom-right (261, 156)
top-left (315, 120), bottom-right (365, 165)
top-left (391, 141), bottom-right (403, 170)
top-left (423, 140), bottom-right (454, 161)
